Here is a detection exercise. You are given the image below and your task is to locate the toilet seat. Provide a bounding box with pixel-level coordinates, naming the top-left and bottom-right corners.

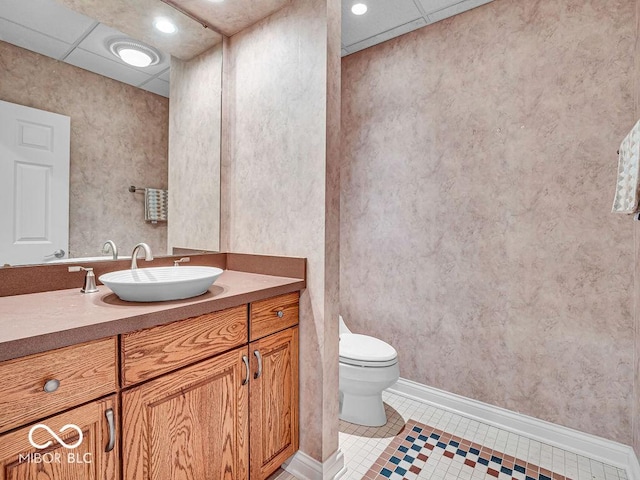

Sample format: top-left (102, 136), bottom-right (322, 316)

top-left (339, 333), bottom-right (398, 367)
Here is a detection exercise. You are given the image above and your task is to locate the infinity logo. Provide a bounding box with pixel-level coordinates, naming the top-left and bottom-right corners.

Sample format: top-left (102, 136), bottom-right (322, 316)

top-left (28, 424), bottom-right (83, 449)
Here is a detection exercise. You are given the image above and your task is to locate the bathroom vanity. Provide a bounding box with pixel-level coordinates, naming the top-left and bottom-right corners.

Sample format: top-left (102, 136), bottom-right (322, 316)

top-left (0, 254), bottom-right (303, 480)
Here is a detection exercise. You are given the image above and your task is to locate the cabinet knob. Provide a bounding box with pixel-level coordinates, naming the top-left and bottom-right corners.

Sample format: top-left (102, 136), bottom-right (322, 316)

top-left (276, 310), bottom-right (284, 318)
top-left (43, 379), bottom-right (60, 393)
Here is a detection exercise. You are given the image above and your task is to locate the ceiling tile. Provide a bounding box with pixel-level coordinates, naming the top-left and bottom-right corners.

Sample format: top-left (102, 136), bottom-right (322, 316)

top-left (427, 0), bottom-right (493, 23)
top-left (345, 17), bottom-right (428, 54)
top-left (416, 0), bottom-right (463, 15)
top-left (140, 78), bottom-right (170, 98)
top-left (0, 0), bottom-right (95, 44)
top-left (341, 0), bottom-right (423, 46)
top-left (0, 19), bottom-right (72, 59)
top-left (157, 68), bottom-right (170, 82)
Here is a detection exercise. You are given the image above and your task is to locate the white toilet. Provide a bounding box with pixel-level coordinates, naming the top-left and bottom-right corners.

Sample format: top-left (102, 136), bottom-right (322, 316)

top-left (339, 315), bottom-right (399, 427)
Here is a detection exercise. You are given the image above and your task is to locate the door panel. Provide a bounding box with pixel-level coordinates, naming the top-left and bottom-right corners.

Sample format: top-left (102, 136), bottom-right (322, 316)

top-left (122, 347), bottom-right (249, 480)
top-left (0, 100), bottom-right (70, 265)
top-left (15, 162), bottom-right (50, 241)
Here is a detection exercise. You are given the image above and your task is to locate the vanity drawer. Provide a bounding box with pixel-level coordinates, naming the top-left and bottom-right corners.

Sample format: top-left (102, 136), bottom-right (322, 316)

top-left (121, 305), bottom-right (248, 386)
top-left (250, 292), bottom-right (299, 341)
top-left (0, 337), bottom-right (117, 433)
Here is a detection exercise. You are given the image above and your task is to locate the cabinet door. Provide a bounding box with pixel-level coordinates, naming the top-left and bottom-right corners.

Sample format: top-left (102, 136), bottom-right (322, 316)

top-left (122, 347), bottom-right (249, 480)
top-left (0, 395), bottom-right (118, 480)
top-left (249, 327), bottom-right (299, 480)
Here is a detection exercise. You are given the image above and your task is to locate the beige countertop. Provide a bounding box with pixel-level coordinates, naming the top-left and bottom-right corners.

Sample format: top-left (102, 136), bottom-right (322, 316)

top-left (0, 269), bottom-right (305, 362)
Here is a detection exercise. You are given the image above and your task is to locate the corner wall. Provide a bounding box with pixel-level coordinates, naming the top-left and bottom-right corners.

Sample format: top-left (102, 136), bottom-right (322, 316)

top-left (222, 0), bottom-right (341, 463)
top-left (341, 0), bottom-right (636, 445)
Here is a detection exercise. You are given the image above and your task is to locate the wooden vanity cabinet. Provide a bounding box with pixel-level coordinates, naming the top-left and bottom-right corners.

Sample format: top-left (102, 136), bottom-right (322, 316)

top-left (0, 395), bottom-right (119, 480)
top-left (0, 292), bottom-right (300, 480)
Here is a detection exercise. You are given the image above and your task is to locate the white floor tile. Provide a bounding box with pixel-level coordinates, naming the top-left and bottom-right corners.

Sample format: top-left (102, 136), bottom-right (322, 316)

top-left (337, 391), bottom-right (626, 480)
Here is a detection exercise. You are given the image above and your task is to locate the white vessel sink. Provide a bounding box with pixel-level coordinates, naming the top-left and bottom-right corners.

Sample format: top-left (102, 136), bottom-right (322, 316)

top-left (99, 266), bottom-right (223, 302)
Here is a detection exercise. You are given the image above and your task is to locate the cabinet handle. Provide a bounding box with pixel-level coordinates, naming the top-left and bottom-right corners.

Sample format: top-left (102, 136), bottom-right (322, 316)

top-left (43, 379), bottom-right (60, 393)
top-left (242, 355), bottom-right (250, 385)
top-left (254, 350), bottom-right (262, 379)
top-left (105, 408), bottom-right (115, 452)
top-left (276, 310), bottom-right (284, 318)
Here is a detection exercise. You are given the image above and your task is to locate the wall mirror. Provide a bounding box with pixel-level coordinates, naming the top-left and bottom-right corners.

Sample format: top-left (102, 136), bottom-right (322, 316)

top-left (0, 0), bottom-right (223, 266)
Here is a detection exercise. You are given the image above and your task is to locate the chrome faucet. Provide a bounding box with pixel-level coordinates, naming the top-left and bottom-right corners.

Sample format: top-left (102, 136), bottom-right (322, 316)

top-left (102, 240), bottom-right (118, 260)
top-left (130, 243), bottom-right (153, 269)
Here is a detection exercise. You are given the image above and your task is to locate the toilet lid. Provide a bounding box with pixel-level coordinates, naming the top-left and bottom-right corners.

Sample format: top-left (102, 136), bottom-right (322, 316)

top-left (339, 333), bottom-right (398, 365)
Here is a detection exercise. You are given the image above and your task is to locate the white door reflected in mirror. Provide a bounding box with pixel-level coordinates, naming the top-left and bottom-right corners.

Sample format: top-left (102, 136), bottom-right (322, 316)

top-left (0, 100), bottom-right (70, 266)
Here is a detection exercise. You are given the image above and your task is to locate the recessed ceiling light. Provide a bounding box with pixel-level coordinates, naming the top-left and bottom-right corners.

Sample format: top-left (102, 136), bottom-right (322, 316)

top-left (108, 39), bottom-right (160, 68)
top-left (154, 18), bottom-right (177, 34)
top-left (351, 3), bottom-right (367, 15)
top-left (118, 48), bottom-right (153, 67)
top-left (208, 0), bottom-right (225, 2)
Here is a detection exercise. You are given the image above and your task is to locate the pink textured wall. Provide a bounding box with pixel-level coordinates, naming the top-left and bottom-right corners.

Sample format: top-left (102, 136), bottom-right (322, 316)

top-left (634, 0), bottom-right (640, 457)
top-left (169, 45), bottom-right (222, 253)
top-left (341, 0), bottom-right (636, 444)
top-left (0, 41), bottom-right (168, 260)
top-left (222, 0), bottom-right (341, 463)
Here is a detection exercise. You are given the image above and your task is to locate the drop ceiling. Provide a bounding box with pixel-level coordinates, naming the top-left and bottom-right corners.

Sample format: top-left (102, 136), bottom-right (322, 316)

top-left (0, 0), bottom-right (494, 99)
top-left (342, 0), bottom-right (494, 55)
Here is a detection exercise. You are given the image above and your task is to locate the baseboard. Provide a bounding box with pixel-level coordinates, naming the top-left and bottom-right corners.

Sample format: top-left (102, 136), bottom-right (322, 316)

top-left (284, 448), bottom-right (346, 480)
top-left (389, 378), bottom-right (640, 478)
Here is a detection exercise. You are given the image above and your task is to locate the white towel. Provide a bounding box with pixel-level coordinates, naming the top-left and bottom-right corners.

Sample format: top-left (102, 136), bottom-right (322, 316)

top-left (612, 119), bottom-right (640, 213)
top-left (144, 188), bottom-right (168, 223)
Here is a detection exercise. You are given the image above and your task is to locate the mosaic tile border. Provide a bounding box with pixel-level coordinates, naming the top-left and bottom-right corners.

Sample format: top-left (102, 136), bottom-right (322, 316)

top-left (364, 420), bottom-right (572, 480)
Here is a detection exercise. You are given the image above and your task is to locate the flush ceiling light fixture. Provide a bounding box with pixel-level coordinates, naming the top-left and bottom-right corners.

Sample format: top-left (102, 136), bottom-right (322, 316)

top-left (351, 3), bottom-right (368, 15)
top-left (108, 39), bottom-right (160, 68)
top-left (153, 17), bottom-right (177, 34)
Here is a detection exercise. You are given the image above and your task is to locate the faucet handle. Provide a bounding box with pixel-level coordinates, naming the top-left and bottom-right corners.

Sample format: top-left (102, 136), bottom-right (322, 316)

top-left (68, 266), bottom-right (89, 273)
top-left (68, 266), bottom-right (99, 294)
top-left (173, 257), bottom-right (190, 267)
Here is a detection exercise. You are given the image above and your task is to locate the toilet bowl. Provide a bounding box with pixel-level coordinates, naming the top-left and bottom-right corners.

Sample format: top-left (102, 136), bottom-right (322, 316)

top-left (339, 316), bottom-right (399, 427)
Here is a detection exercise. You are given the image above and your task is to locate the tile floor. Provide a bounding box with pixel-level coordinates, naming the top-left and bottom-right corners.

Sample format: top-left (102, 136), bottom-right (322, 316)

top-left (271, 390), bottom-right (629, 480)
